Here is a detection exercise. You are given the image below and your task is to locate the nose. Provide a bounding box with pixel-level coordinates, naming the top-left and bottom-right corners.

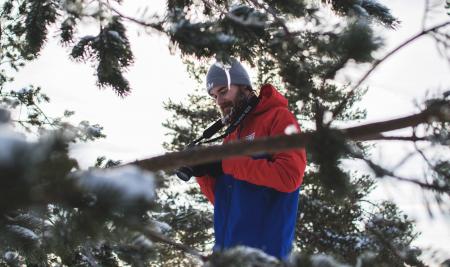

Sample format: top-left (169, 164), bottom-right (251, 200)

top-left (216, 94), bottom-right (225, 107)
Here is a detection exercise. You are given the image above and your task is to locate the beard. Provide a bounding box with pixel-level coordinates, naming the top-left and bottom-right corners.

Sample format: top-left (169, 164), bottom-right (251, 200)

top-left (220, 88), bottom-right (249, 125)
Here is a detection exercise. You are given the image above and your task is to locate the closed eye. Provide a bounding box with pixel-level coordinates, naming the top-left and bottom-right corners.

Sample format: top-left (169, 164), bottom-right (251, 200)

top-left (211, 86), bottom-right (228, 100)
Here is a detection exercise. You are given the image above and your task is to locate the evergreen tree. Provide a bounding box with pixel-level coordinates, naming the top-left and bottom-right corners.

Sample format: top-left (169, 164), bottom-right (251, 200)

top-left (0, 0), bottom-right (449, 266)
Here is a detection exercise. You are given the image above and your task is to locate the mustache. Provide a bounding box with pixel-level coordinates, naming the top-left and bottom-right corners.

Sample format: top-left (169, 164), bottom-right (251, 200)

top-left (221, 108), bottom-right (234, 124)
top-left (219, 105), bottom-right (233, 118)
top-left (219, 102), bottom-right (233, 110)
top-left (220, 103), bottom-right (234, 124)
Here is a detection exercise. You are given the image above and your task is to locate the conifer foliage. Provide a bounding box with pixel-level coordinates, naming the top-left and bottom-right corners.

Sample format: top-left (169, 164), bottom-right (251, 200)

top-left (70, 16), bottom-right (134, 96)
top-left (1, 0), bottom-right (449, 266)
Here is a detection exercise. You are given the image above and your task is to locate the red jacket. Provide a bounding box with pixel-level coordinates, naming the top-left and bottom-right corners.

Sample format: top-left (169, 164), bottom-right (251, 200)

top-left (197, 84), bottom-right (307, 204)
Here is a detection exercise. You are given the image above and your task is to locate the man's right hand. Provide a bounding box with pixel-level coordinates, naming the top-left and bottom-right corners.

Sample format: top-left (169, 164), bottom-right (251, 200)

top-left (176, 166), bottom-right (195, 181)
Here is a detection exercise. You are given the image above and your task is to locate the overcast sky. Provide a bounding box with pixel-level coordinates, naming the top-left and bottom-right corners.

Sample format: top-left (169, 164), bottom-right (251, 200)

top-left (7, 0), bottom-right (450, 264)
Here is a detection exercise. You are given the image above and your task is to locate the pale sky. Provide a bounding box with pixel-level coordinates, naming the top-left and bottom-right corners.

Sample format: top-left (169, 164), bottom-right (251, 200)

top-left (6, 0), bottom-right (450, 264)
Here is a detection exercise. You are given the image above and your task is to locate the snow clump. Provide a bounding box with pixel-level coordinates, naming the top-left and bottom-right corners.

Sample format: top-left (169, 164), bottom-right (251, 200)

top-left (77, 165), bottom-right (156, 204)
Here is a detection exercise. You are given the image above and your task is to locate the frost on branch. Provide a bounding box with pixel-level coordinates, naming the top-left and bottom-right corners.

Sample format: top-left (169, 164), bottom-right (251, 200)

top-left (76, 165), bottom-right (156, 211)
top-left (4, 225), bottom-right (41, 248)
top-left (204, 246), bottom-right (279, 267)
top-left (204, 247), bottom-right (363, 267)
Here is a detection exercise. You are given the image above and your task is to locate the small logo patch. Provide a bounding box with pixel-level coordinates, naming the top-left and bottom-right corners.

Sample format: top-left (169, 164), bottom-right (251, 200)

top-left (244, 132), bottom-right (255, 141)
top-left (207, 82), bottom-right (214, 91)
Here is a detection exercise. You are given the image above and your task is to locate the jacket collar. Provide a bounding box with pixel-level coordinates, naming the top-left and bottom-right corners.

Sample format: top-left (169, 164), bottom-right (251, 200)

top-left (252, 84), bottom-right (288, 116)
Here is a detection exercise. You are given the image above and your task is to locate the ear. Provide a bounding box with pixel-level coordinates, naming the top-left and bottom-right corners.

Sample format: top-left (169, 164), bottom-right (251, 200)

top-left (244, 86), bottom-right (257, 98)
top-left (238, 85), bottom-right (251, 94)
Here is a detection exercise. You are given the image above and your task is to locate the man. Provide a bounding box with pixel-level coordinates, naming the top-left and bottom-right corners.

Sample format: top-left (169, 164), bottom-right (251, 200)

top-left (190, 59), bottom-right (306, 260)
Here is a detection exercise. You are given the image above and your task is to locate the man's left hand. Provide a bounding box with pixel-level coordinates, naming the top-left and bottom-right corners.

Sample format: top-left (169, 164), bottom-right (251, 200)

top-left (192, 161), bottom-right (223, 178)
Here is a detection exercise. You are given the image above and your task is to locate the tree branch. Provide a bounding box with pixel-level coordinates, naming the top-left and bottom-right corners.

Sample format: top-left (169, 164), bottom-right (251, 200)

top-left (360, 134), bottom-right (428, 142)
top-left (329, 21), bottom-right (450, 124)
top-left (391, 145), bottom-right (434, 170)
top-left (246, 0), bottom-right (292, 37)
top-left (200, 0), bottom-right (267, 27)
top-left (353, 152), bottom-right (450, 193)
top-left (414, 142), bottom-right (450, 180)
top-left (127, 222), bottom-right (207, 262)
top-left (387, 174), bottom-right (448, 192)
top-left (101, 1), bottom-right (165, 33)
top-left (129, 102), bottom-right (449, 172)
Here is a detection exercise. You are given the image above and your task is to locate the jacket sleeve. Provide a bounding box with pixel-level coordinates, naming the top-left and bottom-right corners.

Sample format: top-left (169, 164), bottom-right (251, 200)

top-left (196, 175), bottom-right (216, 204)
top-left (222, 108), bottom-right (307, 193)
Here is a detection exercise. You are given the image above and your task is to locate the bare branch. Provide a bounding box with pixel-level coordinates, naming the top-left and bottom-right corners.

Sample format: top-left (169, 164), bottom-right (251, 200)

top-left (366, 134), bottom-right (428, 142)
top-left (128, 222), bottom-right (207, 262)
top-left (392, 146), bottom-right (432, 170)
top-left (387, 173), bottom-right (448, 192)
top-left (354, 153), bottom-right (450, 193)
top-left (100, 1), bottom-right (165, 33)
top-left (32, 102), bottom-right (56, 128)
top-left (414, 142), bottom-right (450, 180)
top-left (343, 103), bottom-right (449, 141)
top-left (329, 20), bottom-right (450, 124)
top-left (128, 101), bottom-right (449, 172)
top-left (11, 119), bottom-right (56, 126)
top-left (422, 0), bottom-right (430, 30)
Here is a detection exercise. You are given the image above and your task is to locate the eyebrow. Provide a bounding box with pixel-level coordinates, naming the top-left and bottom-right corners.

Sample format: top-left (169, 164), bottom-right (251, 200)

top-left (211, 86), bottom-right (227, 97)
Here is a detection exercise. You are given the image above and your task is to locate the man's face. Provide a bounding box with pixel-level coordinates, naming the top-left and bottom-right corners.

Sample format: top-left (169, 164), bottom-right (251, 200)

top-left (209, 84), bottom-right (248, 119)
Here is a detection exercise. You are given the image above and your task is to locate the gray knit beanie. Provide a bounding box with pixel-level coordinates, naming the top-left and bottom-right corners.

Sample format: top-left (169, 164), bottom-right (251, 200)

top-left (206, 59), bottom-right (251, 94)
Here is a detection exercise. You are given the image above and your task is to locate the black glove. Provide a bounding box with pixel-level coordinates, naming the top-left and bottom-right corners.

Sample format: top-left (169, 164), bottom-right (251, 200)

top-left (192, 161), bottom-right (223, 177)
top-left (176, 161), bottom-right (223, 181)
